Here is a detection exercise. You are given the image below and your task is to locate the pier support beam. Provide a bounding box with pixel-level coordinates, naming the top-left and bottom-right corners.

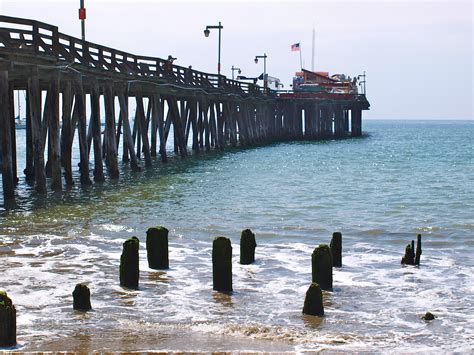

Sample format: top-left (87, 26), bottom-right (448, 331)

top-left (351, 107), bottom-right (362, 137)
top-left (28, 67), bottom-right (47, 193)
top-left (0, 71), bottom-right (15, 200)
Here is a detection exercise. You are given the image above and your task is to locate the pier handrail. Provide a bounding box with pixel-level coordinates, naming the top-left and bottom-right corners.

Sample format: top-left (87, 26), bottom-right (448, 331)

top-left (0, 15), bottom-right (270, 97)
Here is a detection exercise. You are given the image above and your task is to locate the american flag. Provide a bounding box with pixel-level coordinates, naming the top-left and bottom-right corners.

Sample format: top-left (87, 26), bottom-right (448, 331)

top-left (291, 43), bottom-right (300, 51)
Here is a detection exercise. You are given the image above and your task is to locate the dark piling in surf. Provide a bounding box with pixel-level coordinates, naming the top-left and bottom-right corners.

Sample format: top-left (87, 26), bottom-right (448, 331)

top-left (0, 291), bottom-right (16, 347)
top-left (302, 282), bottom-right (324, 316)
top-left (146, 226), bottom-right (169, 269)
top-left (120, 236), bottom-right (140, 289)
top-left (415, 234), bottom-right (422, 266)
top-left (402, 235), bottom-right (422, 266)
top-left (240, 229), bottom-right (256, 265)
top-left (72, 284), bottom-right (92, 311)
top-left (212, 236), bottom-right (232, 292)
top-left (330, 232), bottom-right (342, 267)
top-left (312, 244), bottom-right (333, 290)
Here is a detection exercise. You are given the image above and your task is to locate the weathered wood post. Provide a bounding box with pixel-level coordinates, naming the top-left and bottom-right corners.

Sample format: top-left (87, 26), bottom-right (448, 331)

top-left (401, 240), bottom-right (415, 265)
top-left (212, 236), bottom-right (232, 292)
top-left (146, 226), bottom-right (169, 269)
top-left (311, 244), bottom-right (333, 290)
top-left (402, 234), bottom-right (422, 266)
top-left (49, 72), bottom-right (62, 190)
top-left (240, 229), bottom-right (256, 265)
top-left (0, 290), bottom-right (16, 347)
top-left (302, 282), bottom-right (324, 316)
top-left (0, 71), bottom-right (15, 200)
top-left (415, 234), bottom-right (422, 265)
top-left (330, 232), bottom-right (342, 267)
top-left (120, 237), bottom-right (140, 289)
top-left (72, 284), bottom-right (92, 311)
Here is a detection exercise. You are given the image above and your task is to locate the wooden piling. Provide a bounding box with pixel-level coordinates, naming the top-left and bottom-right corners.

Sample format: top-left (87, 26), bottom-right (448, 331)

top-left (0, 290), bottom-right (16, 347)
top-left (330, 232), bottom-right (342, 267)
top-left (146, 226), bottom-right (169, 269)
top-left (120, 236), bottom-right (140, 289)
top-left (240, 229), bottom-right (257, 265)
top-left (28, 67), bottom-right (47, 193)
top-left (401, 240), bottom-right (415, 265)
top-left (311, 244), bottom-right (333, 290)
top-left (72, 76), bottom-right (91, 185)
top-left (415, 234), bottom-right (422, 266)
top-left (90, 85), bottom-right (105, 182)
top-left (302, 282), bottom-right (324, 316)
top-left (48, 72), bottom-right (62, 190)
top-left (72, 284), bottom-right (92, 311)
top-left (118, 92), bottom-right (140, 171)
top-left (0, 71), bottom-right (15, 200)
top-left (103, 84), bottom-right (119, 179)
top-left (61, 81), bottom-right (74, 185)
top-left (212, 236), bottom-right (232, 292)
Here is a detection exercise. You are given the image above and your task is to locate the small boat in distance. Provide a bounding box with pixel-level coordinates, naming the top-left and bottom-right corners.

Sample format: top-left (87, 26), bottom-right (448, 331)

top-left (15, 115), bottom-right (26, 129)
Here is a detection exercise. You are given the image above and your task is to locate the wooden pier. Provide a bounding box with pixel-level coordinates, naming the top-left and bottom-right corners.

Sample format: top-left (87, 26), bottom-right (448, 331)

top-left (0, 15), bottom-right (369, 202)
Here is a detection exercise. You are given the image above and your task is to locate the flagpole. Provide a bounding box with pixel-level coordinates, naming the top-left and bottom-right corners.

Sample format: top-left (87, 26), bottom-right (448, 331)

top-left (299, 41), bottom-right (303, 70)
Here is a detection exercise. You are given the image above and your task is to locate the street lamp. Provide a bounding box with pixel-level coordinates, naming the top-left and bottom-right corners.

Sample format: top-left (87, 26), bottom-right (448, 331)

top-left (204, 21), bottom-right (223, 79)
top-left (231, 65), bottom-right (241, 81)
top-left (254, 53), bottom-right (268, 89)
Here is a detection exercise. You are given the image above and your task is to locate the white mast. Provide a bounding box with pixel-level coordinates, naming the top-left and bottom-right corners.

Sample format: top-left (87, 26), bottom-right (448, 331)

top-left (311, 26), bottom-right (315, 72)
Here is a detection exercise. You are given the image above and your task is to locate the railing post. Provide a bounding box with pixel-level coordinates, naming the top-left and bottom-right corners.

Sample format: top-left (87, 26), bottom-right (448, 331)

top-left (32, 23), bottom-right (39, 53)
top-left (52, 26), bottom-right (59, 57)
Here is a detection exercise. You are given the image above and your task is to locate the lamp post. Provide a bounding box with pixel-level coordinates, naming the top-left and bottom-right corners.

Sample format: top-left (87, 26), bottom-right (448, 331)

top-left (254, 53), bottom-right (268, 89)
top-left (231, 65), bottom-right (241, 81)
top-left (78, 0), bottom-right (86, 41)
top-left (204, 22), bottom-right (223, 81)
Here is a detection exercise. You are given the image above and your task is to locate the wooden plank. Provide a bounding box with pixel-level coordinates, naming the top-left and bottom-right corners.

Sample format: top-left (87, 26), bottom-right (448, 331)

top-left (104, 84), bottom-right (119, 179)
top-left (0, 71), bottom-right (15, 200)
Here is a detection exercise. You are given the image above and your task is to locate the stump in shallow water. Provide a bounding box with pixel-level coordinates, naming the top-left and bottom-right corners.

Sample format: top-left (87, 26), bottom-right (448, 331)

top-left (212, 236), bottom-right (232, 292)
top-left (72, 284), bottom-right (92, 311)
top-left (120, 236), bottom-right (140, 289)
top-left (240, 229), bottom-right (257, 265)
top-left (330, 232), bottom-right (342, 267)
top-left (402, 235), bottom-right (422, 265)
top-left (312, 244), bottom-right (333, 290)
top-left (302, 282), bottom-right (324, 316)
top-left (146, 226), bottom-right (169, 269)
top-left (0, 290), bottom-right (16, 347)
top-left (415, 234), bottom-right (422, 266)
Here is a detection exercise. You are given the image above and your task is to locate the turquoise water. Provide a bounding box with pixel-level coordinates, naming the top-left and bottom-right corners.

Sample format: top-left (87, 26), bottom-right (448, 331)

top-left (1, 120), bottom-right (473, 351)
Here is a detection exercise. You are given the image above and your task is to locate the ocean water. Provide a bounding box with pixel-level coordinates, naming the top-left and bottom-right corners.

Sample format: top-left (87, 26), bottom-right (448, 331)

top-left (0, 120), bottom-right (473, 351)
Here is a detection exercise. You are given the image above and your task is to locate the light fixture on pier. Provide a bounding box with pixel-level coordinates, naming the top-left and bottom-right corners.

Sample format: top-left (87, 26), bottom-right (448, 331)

top-left (254, 53), bottom-right (268, 89)
top-left (231, 65), bottom-right (241, 80)
top-left (203, 22), bottom-right (223, 81)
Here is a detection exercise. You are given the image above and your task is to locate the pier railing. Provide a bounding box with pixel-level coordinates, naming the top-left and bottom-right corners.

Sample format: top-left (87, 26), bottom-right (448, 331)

top-left (0, 15), bottom-right (267, 97)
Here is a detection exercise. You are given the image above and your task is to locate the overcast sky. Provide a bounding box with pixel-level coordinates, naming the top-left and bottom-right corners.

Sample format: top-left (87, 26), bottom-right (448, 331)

top-left (1, 0), bottom-right (472, 119)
